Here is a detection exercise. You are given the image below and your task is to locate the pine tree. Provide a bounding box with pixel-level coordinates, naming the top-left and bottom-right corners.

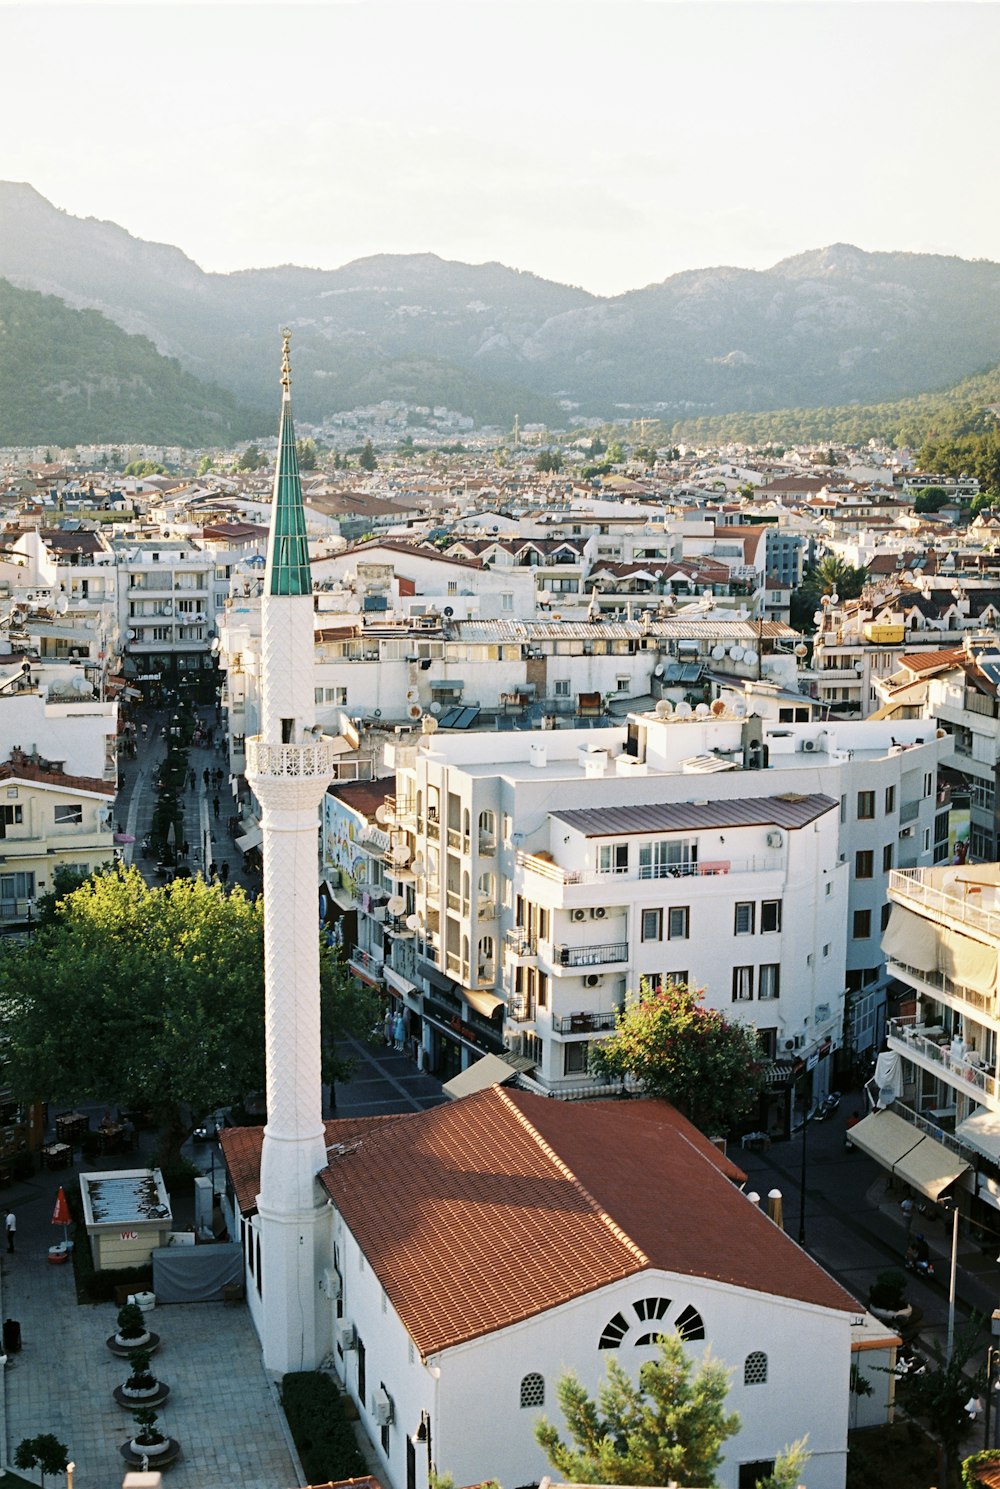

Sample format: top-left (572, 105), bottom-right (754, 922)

top-left (534, 1332), bottom-right (740, 1487)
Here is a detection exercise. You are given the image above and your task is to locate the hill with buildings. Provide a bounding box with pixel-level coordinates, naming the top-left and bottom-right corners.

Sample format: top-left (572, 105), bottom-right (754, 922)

top-left (4, 183), bottom-right (1000, 434)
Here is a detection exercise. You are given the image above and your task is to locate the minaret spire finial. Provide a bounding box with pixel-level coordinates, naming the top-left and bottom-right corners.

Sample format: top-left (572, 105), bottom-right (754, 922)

top-left (280, 328), bottom-right (292, 394)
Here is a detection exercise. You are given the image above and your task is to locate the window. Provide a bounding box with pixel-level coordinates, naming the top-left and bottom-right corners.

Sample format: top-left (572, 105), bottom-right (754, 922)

top-left (744, 1351), bottom-right (768, 1386)
top-left (758, 964), bottom-right (780, 1000)
top-left (739, 1463), bottom-right (775, 1489)
top-left (641, 908), bottom-right (662, 942)
top-left (732, 966), bottom-right (753, 1001)
top-left (520, 1373), bottom-right (545, 1408)
top-left (554, 679), bottom-right (571, 697)
top-left (882, 843), bottom-right (894, 873)
top-left (639, 839), bottom-right (697, 878)
top-left (924, 772), bottom-right (934, 798)
top-left (616, 676), bottom-right (630, 692)
top-left (734, 902), bottom-right (755, 935)
top-left (0, 804), bottom-right (22, 839)
top-left (853, 909), bottom-right (872, 939)
top-left (857, 790), bottom-right (875, 820)
top-left (761, 899), bottom-right (781, 933)
top-left (447, 581), bottom-right (458, 596)
top-left (564, 1041), bottom-right (590, 1075)
top-left (885, 785), bottom-right (896, 814)
top-left (501, 592), bottom-right (514, 612)
top-left (855, 850), bottom-right (874, 879)
top-left (54, 804), bottom-right (83, 825)
top-left (598, 843), bottom-right (628, 875)
top-left (667, 907), bottom-right (689, 940)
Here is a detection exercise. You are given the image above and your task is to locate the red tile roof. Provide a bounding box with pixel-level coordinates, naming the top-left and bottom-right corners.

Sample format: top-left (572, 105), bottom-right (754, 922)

top-left (306, 1088), bottom-right (860, 1357)
top-left (220, 1116), bottom-right (405, 1216)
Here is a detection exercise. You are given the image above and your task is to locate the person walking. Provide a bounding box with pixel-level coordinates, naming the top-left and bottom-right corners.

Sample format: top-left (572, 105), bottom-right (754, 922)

top-left (219, 861), bottom-right (230, 885)
top-left (5, 1209), bottom-right (15, 1254)
top-left (188, 770), bottom-right (196, 790)
top-left (212, 795), bottom-right (220, 820)
top-left (203, 768), bottom-right (210, 790)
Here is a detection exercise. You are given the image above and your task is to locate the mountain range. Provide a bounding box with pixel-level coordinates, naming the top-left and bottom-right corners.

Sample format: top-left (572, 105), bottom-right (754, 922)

top-left (3, 181), bottom-right (1000, 444)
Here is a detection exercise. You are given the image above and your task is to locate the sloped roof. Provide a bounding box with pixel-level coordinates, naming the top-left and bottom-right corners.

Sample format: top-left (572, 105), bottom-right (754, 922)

top-left (220, 1116), bottom-right (405, 1216)
top-left (550, 792), bottom-right (837, 839)
top-left (311, 1088), bottom-right (858, 1356)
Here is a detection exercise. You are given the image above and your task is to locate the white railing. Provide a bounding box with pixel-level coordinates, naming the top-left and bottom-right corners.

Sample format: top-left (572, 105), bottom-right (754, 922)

top-left (515, 849), bottom-right (780, 886)
top-left (246, 738), bottom-right (337, 779)
top-left (887, 1015), bottom-right (999, 1102)
top-left (890, 869), bottom-right (1000, 942)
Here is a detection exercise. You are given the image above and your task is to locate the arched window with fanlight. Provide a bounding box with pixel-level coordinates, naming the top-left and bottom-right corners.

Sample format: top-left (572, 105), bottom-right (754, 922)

top-left (520, 1372), bottom-right (545, 1409)
top-left (599, 1296), bottom-right (705, 1349)
top-left (744, 1351), bottom-right (768, 1386)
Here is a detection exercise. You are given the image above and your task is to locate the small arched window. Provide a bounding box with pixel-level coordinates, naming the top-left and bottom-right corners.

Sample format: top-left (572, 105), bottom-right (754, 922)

top-left (744, 1351), bottom-right (768, 1386)
top-left (520, 1372), bottom-right (545, 1408)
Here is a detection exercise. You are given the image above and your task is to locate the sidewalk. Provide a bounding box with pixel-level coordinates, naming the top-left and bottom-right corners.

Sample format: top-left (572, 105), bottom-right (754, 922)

top-left (0, 1109), bottom-right (299, 1489)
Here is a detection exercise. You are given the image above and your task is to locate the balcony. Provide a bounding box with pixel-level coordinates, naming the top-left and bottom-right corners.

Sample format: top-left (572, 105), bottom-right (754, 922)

top-left (883, 953), bottom-right (995, 1019)
top-left (476, 899), bottom-right (497, 921)
top-left (426, 816), bottom-right (440, 841)
top-left (553, 1009), bottom-right (619, 1035)
top-left (887, 1015), bottom-right (998, 1104)
top-left (348, 946), bottom-right (384, 985)
top-left (554, 942), bottom-right (628, 968)
top-left (507, 996), bottom-right (534, 1024)
top-left (447, 828), bottom-right (469, 852)
top-left (505, 930), bottom-right (537, 963)
top-left (890, 868), bottom-right (1000, 942)
top-left (478, 836), bottom-right (497, 857)
top-left (516, 849), bottom-right (779, 890)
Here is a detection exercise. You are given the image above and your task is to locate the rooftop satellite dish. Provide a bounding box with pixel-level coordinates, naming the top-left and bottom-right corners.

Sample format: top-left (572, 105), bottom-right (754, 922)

top-left (56, 596), bottom-right (68, 615)
top-left (654, 664), bottom-right (664, 678)
top-left (695, 702), bottom-right (710, 717)
top-left (387, 895), bottom-right (406, 916)
top-left (411, 854), bottom-right (425, 873)
top-left (733, 700), bottom-right (747, 717)
top-left (347, 598), bottom-right (361, 613)
top-left (430, 701), bottom-right (441, 714)
top-left (374, 804), bottom-right (391, 824)
top-left (655, 699), bottom-right (673, 718)
top-left (422, 715), bottom-right (439, 734)
top-left (675, 701), bottom-right (693, 718)
top-left (391, 843), bottom-right (410, 866)
top-left (711, 644), bottom-right (725, 660)
top-left (744, 649), bottom-right (758, 668)
top-left (711, 698), bottom-right (727, 715)
top-left (405, 913), bottom-right (420, 930)
top-left (73, 676), bottom-right (87, 692)
top-left (211, 636), bottom-right (221, 653)
top-left (126, 629), bottom-right (135, 640)
top-left (812, 611), bottom-right (824, 625)
top-left (795, 643), bottom-right (808, 658)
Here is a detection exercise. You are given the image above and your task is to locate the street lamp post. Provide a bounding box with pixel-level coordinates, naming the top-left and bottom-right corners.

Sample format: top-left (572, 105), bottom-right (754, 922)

top-left (984, 1346), bottom-right (1000, 1448)
top-left (797, 1071), bottom-right (810, 1246)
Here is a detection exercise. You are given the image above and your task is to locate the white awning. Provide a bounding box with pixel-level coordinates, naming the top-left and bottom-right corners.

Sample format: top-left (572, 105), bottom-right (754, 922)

top-left (463, 988), bottom-right (505, 1019)
top-left (882, 904), bottom-right (997, 996)
top-left (957, 1108), bottom-right (1000, 1163)
top-left (442, 1053), bottom-right (519, 1101)
top-left (849, 1109), bottom-right (970, 1201)
top-left (235, 824), bottom-right (263, 852)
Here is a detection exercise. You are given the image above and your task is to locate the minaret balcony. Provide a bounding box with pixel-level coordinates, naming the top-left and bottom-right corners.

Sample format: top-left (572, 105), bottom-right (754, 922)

top-left (246, 737), bottom-right (337, 780)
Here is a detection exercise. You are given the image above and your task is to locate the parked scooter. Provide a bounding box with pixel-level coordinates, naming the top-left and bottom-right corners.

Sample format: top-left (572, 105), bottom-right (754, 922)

top-left (812, 1091), bottom-right (842, 1123)
top-left (905, 1236), bottom-right (936, 1280)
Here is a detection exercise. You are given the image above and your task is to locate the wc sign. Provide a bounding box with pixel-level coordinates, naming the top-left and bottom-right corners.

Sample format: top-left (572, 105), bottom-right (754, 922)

top-left (120, 1230), bottom-right (139, 1241)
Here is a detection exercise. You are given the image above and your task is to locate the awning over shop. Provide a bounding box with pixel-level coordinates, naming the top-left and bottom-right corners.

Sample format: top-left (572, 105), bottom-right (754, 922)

top-left (956, 1109), bottom-right (1000, 1163)
top-left (849, 1109), bottom-right (970, 1201)
top-left (463, 988), bottom-right (505, 1019)
top-left (442, 1053), bottom-right (520, 1100)
top-left (235, 824), bottom-right (263, 852)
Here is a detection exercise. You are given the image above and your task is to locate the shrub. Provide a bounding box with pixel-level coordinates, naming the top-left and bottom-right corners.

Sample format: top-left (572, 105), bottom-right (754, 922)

top-left (117, 1302), bottom-right (146, 1340)
top-left (870, 1269), bottom-right (908, 1311)
top-left (281, 1372), bottom-right (367, 1484)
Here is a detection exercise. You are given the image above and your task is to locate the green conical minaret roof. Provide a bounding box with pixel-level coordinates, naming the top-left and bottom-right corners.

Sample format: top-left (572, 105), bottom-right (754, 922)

top-left (265, 331), bottom-right (312, 597)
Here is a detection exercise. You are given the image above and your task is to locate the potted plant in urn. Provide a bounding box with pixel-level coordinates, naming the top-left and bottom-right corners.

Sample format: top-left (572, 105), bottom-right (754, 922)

top-left (120, 1405), bottom-right (179, 1468)
top-left (113, 1347), bottom-right (170, 1409)
top-left (106, 1300), bottom-right (160, 1357)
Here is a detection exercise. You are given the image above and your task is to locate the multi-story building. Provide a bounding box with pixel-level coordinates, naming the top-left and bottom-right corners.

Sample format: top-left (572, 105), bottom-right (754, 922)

top-left (361, 713), bottom-right (942, 1130)
top-left (113, 538), bottom-right (217, 701)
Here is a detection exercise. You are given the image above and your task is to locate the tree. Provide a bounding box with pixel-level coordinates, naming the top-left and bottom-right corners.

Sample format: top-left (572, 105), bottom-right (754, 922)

top-left (534, 448), bottom-right (563, 473)
top-left (913, 486), bottom-right (950, 513)
top-left (758, 1439), bottom-right (810, 1489)
top-left (296, 438), bottom-right (318, 471)
top-left (15, 1435), bottom-right (69, 1489)
top-left (534, 1332), bottom-right (740, 1487)
top-left (122, 459), bottom-right (167, 478)
top-left (590, 981), bottom-right (766, 1136)
top-left (606, 439), bottom-right (625, 465)
top-left (197, 455), bottom-right (214, 476)
top-left (0, 866), bottom-right (377, 1163)
top-left (896, 1318), bottom-right (984, 1488)
top-left (238, 444), bottom-right (264, 472)
top-left (359, 439), bottom-right (377, 472)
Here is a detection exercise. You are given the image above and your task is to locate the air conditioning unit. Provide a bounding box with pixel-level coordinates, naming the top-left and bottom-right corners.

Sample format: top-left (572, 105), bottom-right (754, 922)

top-left (320, 1267), bottom-right (342, 1300)
top-left (584, 974), bottom-right (601, 988)
top-left (373, 1387), bottom-right (394, 1427)
top-left (801, 738), bottom-right (819, 753)
top-left (900, 826), bottom-right (915, 839)
top-left (766, 830), bottom-right (783, 849)
top-left (816, 1003), bottom-right (830, 1022)
top-left (571, 908), bottom-right (587, 922)
top-left (337, 1321), bottom-right (358, 1351)
top-left (591, 906), bottom-right (607, 920)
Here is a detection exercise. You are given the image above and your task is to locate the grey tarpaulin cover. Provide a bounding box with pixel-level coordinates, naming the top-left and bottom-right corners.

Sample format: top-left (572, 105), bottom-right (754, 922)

top-left (151, 1243), bottom-right (243, 1303)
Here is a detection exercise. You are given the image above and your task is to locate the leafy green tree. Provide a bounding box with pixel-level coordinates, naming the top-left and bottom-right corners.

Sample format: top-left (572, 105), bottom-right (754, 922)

top-left (15, 1435), bottom-right (69, 1489)
top-left (606, 440), bottom-right (625, 465)
top-left (122, 459), bottom-right (167, 478)
top-left (534, 448), bottom-right (563, 473)
top-left (296, 438), bottom-right (318, 471)
top-left (534, 1332), bottom-right (740, 1486)
top-left (590, 981), bottom-right (766, 1135)
top-left (0, 866), bottom-right (376, 1163)
top-left (238, 444), bottom-right (264, 472)
top-left (358, 439), bottom-right (377, 472)
top-left (896, 1318), bottom-right (983, 1488)
top-left (913, 486), bottom-right (950, 513)
top-left (197, 455), bottom-right (215, 476)
top-left (634, 445), bottom-right (657, 467)
top-left (758, 1439), bottom-right (810, 1489)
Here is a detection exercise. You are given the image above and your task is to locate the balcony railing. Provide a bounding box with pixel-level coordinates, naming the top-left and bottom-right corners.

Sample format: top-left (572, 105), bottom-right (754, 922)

top-left (507, 997), bottom-right (534, 1023)
top-left (478, 836), bottom-right (497, 857)
top-left (447, 828), bottom-right (469, 852)
top-left (887, 1014), bottom-right (998, 1102)
top-left (505, 929), bottom-right (538, 956)
top-left (517, 849), bottom-right (779, 887)
top-left (555, 942), bottom-right (628, 968)
top-left (883, 955), bottom-right (995, 1018)
top-left (553, 1009), bottom-right (619, 1035)
top-left (890, 868), bottom-right (1000, 942)
top-left (349, 946), bottom-right (384, 979)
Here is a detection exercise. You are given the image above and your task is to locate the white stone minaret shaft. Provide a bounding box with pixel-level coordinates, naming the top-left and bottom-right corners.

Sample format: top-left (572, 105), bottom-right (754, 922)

top-left (247, 333), bottom-right (335, 1374)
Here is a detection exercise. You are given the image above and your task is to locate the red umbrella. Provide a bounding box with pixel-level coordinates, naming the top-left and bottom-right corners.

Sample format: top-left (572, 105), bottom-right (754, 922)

top-left (51, 1186), bottom-right (70, 1245)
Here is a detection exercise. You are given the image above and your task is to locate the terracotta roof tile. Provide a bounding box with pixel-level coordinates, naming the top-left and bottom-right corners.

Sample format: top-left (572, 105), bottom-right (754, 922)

top-left (220, 1115), bottom-right (406, 1216)
top-left (311, 1088), bottom-right (859, 1357)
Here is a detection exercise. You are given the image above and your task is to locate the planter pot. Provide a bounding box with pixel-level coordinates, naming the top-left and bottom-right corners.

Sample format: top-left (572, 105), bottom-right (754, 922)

top-left (130, 1436), bottom-right (170, 1457)
top-left (119, 1436), bottom-right (180, 1470)
top-left (107, 1331), bottom-right (160, 1358)
top-left (115, 1329), bottom-right (151, 1349)
top-left (114, 1379), bottom-right (170, 1408)
top-left (48, 1243), bottom-right (72, 1265)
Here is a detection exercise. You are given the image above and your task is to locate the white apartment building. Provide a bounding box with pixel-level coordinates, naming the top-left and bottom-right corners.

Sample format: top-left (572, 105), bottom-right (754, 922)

top-left (361, 713), bottom-right (942, 1131)
top-left (872, 863), bottom-right (1000, 1226)
top-left (113, 539), bottom-right (217, 702)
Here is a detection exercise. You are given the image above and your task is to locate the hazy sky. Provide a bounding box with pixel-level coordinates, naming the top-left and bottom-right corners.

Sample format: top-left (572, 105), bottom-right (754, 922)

top-left (5, 1), bottom-right (999, 296)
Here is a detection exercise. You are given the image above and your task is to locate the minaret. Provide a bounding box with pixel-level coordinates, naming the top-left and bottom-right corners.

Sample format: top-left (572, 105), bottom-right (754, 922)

top-left (247, 332), bottom-right (335, 1373)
